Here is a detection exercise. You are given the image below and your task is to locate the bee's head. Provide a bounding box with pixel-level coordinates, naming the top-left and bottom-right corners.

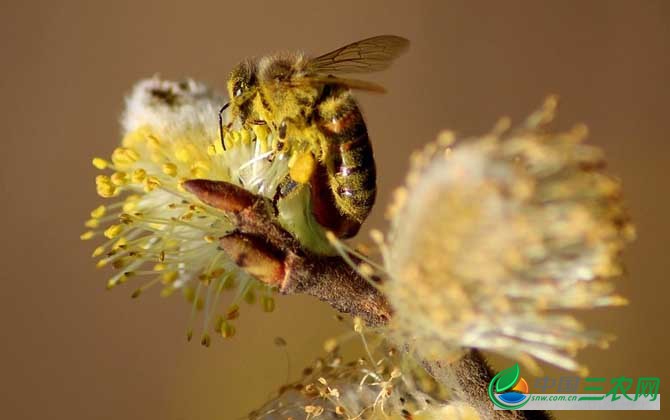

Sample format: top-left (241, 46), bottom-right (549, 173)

top-left (227, 59), bottom-right (258, 118)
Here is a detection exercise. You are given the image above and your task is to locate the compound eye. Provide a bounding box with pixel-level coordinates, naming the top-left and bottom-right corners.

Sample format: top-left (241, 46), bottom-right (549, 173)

top-left (234, 81), bottom-right (247, 97)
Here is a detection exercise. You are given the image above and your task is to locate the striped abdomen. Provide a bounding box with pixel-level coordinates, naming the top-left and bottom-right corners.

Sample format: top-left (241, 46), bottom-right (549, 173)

top-left (314, 89), bottom-right (376, 238)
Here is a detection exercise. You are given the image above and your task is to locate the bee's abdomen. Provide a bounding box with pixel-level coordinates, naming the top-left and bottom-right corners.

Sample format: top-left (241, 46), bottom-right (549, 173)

top-left (318, 93), bottom-right (376, 227)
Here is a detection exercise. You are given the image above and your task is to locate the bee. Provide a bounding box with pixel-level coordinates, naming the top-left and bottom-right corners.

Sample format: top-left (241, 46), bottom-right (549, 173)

top-left (220, 35), bottom-right (409, 238)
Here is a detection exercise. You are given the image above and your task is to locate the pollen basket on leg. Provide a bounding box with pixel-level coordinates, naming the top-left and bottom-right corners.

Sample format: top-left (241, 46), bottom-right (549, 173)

top-left (83, 77), bottom-right (293, 343)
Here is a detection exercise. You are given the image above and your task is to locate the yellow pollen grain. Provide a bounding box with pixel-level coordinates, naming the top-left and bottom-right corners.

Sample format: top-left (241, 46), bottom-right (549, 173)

top-left (131, 168), bottom-right (146, 183)
top-left (232, 130), bottom-right (241, 143)
top-left (162, 162), bottom-right (178, 177)
top-left (104, 224), bottom-right (123, 239)
top-left (92, 246), bottom-right (105, 257)
top-left (159, 287), bottom-right (175, 298)
top-left (153, 263), bottom-right (166, 271)
top-left (177, 178), bottom-right (187, 193)
top-left (174, 146), bottom-right (191, 162)
top-left (213, 140), bottom-right (224, 155)
top-left (323, 338), bottom-right (338, 353)
top-left (261, 296), bottom-right (275, 312)
top-left (111, 147), bottom-right (139, 166)
top-left (92, 157), bottom-right (108, 169)
top-left (223, 132), bottom-right (234, 150)
top-left (95, 174), bottom-right (111, 186)
top-left (122, 201), bottom-right (137, 212)
top-left (353, 317), bottom-right (363, 333)
top-left (121, 126), bottom-right (150, 147)
top-left (369, 229), bottom-right (385, 245)
top-left (144, 176), bottom-right (161, 192)
top-left (110, 171), bottom-right (128, 186)
top-left (96, 260), bottom-right (108, 268)
top-left (240, 128), bottom-right (251, 145)
top-left (203, 235), bottom-right (216, 243)
top-left (288, 151), bottom-right (316, 184)
top-left (179, 211), bottom-right (194, 221)
top-left (112, 237), bottom-right (127, 250)
top-left (162, 271), bottom-right (178, 284)
top-left (252, 124), bottom-right (269, 144)
top-left (96, 184), bottom-right (116, 198)
top-left (80, 231), bottom-right (95, 240)
top-left (90, 205), bottom-right (106, 219)
top-left (147, 135), bottom-right (161, 149)
top-left (207, 143), bottom-right (217, 156)
top-left (190, 161), bottom-right (209, 178)
top-left (220, 321), bottom-right (236, 338)
top-left (85, 219), bottom-right (99, 228)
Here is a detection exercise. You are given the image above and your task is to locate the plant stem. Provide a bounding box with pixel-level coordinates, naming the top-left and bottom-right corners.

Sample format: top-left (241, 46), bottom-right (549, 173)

top-left (184, 179), bottom-right (550, 420)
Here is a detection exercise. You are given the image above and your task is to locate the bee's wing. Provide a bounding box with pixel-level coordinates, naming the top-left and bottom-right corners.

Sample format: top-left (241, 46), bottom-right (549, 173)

top-left (288, 75), bottom-right (387, 93)
top-left (306, 35), bottom-right (409, 74)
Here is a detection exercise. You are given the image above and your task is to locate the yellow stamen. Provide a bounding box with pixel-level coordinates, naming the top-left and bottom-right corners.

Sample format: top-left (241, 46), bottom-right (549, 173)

top-left (207, 143), bottom-right (217, 156)
top-left (190, 161), bottom-right (209, 178)
top-left (85, 219), bottom-right (99, 228)
top-left (104, 224), bottom-right (123, 239)
top-left (147, 134), bottom-right (161, 149)
top-left (121, 126), bottom-right (151, 147)
top-left (92, 157), bottom-right (108, 170)
top-left (213, 140), bottom-right (225, 155)
top-left (110, 171), bottom-right (128, 186)
top-left (174, 146), bottom-right (191, 162)
top-left (261, 296), bottom-right (275, 312)
top-left (223, 131), bottom-right (234, 150)
top-left (162, 162), bottom-right (178, 177)
top-left (144, 176), bottom-right (161, 192)
top-left (112, 237), bottom-right (127, 250)
top-left (131, 168), bottom-right (146, 183)
top-left (95, 175), bottom-right (116, 198)
top-left (80, 231), bottom-right (95, 240)
top-left (252, 124), bottom-right (270, 144)
top-left (162, 271), bottom-right (178, 284)
top-left (111, 147), bottom-right (140, 166)
top-left (96, 184), bottom-right (116, 198)
top-left (240, 128), bottom-right (252, 145)
top-left (220, 321), bottom-right (236, 338)
top-left (90, 205), bottom-right (106, 219)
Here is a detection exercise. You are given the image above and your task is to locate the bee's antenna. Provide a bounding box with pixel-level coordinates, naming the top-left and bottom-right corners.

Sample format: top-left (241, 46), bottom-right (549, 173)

top-left (219, 102), bottom-right (230, 151)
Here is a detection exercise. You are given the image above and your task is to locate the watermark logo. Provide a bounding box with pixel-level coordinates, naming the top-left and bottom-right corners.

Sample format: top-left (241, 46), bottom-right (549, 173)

top-left (488, 364), bottom-right (661, 411)
top-left (488, 364), bottom-right (530, 409)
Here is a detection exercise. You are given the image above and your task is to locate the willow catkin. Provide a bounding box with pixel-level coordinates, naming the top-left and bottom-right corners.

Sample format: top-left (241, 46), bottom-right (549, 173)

top-left (383, 98), bottom-right (634, 373)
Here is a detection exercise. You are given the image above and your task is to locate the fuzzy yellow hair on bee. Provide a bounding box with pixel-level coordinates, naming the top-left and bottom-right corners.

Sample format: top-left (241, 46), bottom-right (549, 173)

top-left (221, 35), bottom-right (409, 238)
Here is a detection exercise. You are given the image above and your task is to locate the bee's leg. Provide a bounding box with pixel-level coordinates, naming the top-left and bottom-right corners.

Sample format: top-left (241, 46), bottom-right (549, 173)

top-left (288, 150), bottom-right (317, 185)
top-left (276, 119), bottom-right (289, 152)
top-left (218, 102), bottom-right (231, 151)
top-left (278, 119), bottom-right (288, 139)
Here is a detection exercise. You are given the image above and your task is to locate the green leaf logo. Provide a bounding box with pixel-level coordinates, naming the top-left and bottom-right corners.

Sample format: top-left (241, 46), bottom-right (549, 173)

top-left (495, 364), bottom-right (520, 393)
top-left (488, 364), bottom-right (529, 410)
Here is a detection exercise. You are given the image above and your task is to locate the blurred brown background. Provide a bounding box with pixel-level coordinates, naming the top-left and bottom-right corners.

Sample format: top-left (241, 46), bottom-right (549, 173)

top-left (1, 1), bottom-right (668, 419)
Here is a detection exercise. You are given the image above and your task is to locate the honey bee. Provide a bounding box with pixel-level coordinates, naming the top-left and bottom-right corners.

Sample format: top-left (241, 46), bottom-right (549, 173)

top-left (220, 35), bottom-right (409, 238)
